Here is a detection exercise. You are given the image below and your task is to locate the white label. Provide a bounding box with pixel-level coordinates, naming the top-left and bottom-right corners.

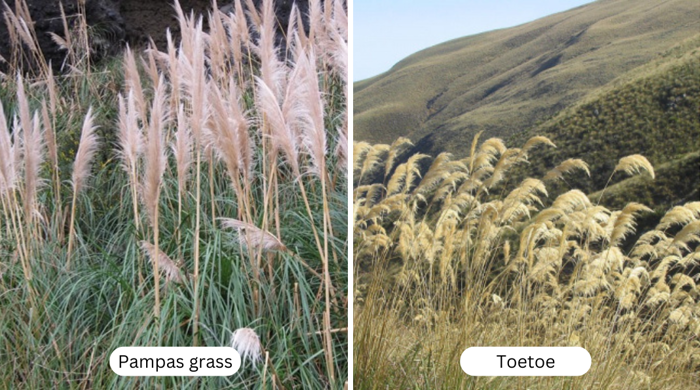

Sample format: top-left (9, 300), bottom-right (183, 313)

top-left (109, 347), bottom-right (242, 376)
top-left (460, 347), bottom-right (591, 376)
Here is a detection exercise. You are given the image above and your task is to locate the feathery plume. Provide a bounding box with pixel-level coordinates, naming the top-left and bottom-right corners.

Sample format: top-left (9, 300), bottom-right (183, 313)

top-left (671, 221), bottom-right (700, 252)
top-left (228, 77), bottom-right (253, 178)
top-left (333, 0), bottom-right (348, 40)
top-left (182, 18), bottom-right (207, 143)
top-left (15, 74), bottom-right (31, 140)
top-left (142, 40), bottom-right (162, 88)
top-left (522, 135), bottom-right (556, 153)
top-left (256, 0), bottom-right (285, 99)
top-left (165, 29), bottom-right (181, 110)
top-left (123, 46), bottom-right (146, 121)
top-left (327, 24), bottom-right (348, 82)
top-left (609, 203), bottom-right (652, 247)
top-left (231, 328), bottom-right (262, 363)
top-left (478, 138), bottom-right (507, 157)
top-left (308, 0), bottom-right (325, 45)
top-left (207, 5), bottom-right (229, 81)
top-left (221, 10), bottom-right (244, 74)
top-left (117, 92), bottom-right (143, 175)
top-left (173, 0), bottom-right (195, 58)
top-left (659, 205), bottom-right (698, 230)
top-left (208, 81), bottom-right (242, 182)
top-left (244, 0), bottom-right (262, 29)
top-left (220, 218), bottom-right (287, 252)
top-left (543, 158), bottom-right (590, 182)
top-left (614, 154), bottom-right (655, 179)
top-left (353, 142), bottom-right (372, 173)
top-left (71, 107), bottom-right (99, 194)
top-left (335, 118), bottom-right (348, 172)
top-left (16, 74), bottom-right (41, 219)
top-left (41, 101), bottom-right (58, 177)
top-left (384, 137), bottom-right (413, 180)
top-left (297, 50), bottom-right (327, 177)
top-left (23, 111), bottom-right (45, 220)
top-left (359, 143), bottom-right (390, 179)
top-left (294, 3), bottom-right (308, 50)
top-left (140, 241), bottom-right (184, 284)
top-left (46, 67), bottom-right (58, 115)
top-left (141, 76), bottom-right (168, 226)
top-left (3, 4), bottom-right (38, 55)
top-left (234, 0), bottom-right (251, 47)
top-left (256, 76), bottom-right (300, 175)
top-left (66, 107), bottom-right (99, 265)
top-left (0, 103), bottom-right (16, 195)
top-left (285, 3), bottom-right (301, 59)
top-left (172, 103), bottom-right (192, 194)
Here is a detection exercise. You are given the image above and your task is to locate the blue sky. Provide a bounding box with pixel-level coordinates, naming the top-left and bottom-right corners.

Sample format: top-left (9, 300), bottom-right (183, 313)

top-left (354, 0), bottom-right (596, 81)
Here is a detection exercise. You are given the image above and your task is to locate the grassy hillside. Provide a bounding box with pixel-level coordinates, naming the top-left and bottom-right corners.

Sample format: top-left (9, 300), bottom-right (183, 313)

top-left (354, 0), bottom-right (700, 155)
top-left (510, 37), bottom-right (700, 212)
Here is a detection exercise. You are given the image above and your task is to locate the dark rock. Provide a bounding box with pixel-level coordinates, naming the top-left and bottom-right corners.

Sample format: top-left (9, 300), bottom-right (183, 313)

top-left (0, 0), bottom-right (314, 74)
top-left (0, 0), bottom-right (126, 72)
top-left (120, 0), bottom-right (312, 51)
top-left (118, 0), bottom-right (210, 49)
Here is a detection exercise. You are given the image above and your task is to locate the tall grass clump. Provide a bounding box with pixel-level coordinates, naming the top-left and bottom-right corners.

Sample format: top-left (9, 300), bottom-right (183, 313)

top-left (354, 135), bottom-right (699, 389)
top-left (0, 0), bottom-right (348, 387)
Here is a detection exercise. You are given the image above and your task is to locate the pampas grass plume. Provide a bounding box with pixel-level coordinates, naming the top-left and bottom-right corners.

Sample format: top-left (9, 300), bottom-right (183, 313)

top-left (66, 107), bottom-right (99, 266)
top-left (117, 92), bottom-right (143, 174)
top-left (142, 77), bottom-right (168, 225)
top-left (255, 76), bottom-right (300, 175)
top-left (140, 241), bottom-right (183, 284)
top-left (24, 111), bottom-right (45, 219)
top-left (0, 103), bottom-right (15, 194)
top-left (220, 217), bottom-right (287, 252)
top-left (72, 107), bottom-right (99, 194)
top-left (172, 104), bottom-right (192, 194)
top-left (297, 50), bottom-right (327, 178)
top-left (231, 327), bottom-right (262, 364)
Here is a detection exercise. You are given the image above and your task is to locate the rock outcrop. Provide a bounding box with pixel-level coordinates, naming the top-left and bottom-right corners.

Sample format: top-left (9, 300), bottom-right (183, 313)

top-left (0, 0), bottom-right (125, 71)
top-left (0, 0), bottom-right (313, 73)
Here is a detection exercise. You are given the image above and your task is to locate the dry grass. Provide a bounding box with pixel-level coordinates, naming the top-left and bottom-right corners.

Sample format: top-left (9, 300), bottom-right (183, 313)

top-left (354, 135), bottom-right (700, 389)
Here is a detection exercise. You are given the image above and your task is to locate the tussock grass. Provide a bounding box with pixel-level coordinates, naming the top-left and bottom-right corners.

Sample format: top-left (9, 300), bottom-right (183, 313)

top-left (0, 0), bottom-right (347, 387)
top-left (354, 136), bottom-right (700, 389)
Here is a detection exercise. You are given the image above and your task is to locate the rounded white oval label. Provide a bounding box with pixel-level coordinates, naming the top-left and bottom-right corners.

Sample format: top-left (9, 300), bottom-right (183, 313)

top-left (460, 347), bottom-right (591, 376)
top-left (109, 347), bottom-right (242, 376)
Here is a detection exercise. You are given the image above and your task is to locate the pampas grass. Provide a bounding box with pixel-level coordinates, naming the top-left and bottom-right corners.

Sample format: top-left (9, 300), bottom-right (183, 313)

top-left (296, 47), bottom-right (336, 382)
top-left (41, 99), bottom-right (61, 218)
top-left (21, 112), bottom-right (44, 229)
top-left (15, 75), bottom-right (44, 231)
top-left (66, 107), bottom-right (99, 267)
top-left (140, 241), bottom-right (184, 284)
top-left (70, 108), bottom-right (100, 194)
top-left (0, 104), bottom-right (14, 195)
top-left (141, 77), bottom-right (168, 318)
top-left (118, 91), bottom-right (143, 233)
top-left (172, 102), bottom-right (191, 253)
top-left (0, 0), bottom-right (346, 386)
top-left (231, 327), bottom-right (263, 363)
top-left (220, 218), bottom-right (286, 252)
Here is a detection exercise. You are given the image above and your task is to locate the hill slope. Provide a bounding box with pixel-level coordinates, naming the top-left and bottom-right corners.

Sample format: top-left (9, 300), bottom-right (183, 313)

top-left (354, 0), bottom-right (700, 156)
top-left (513, 36), bottom-right (699, 208)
